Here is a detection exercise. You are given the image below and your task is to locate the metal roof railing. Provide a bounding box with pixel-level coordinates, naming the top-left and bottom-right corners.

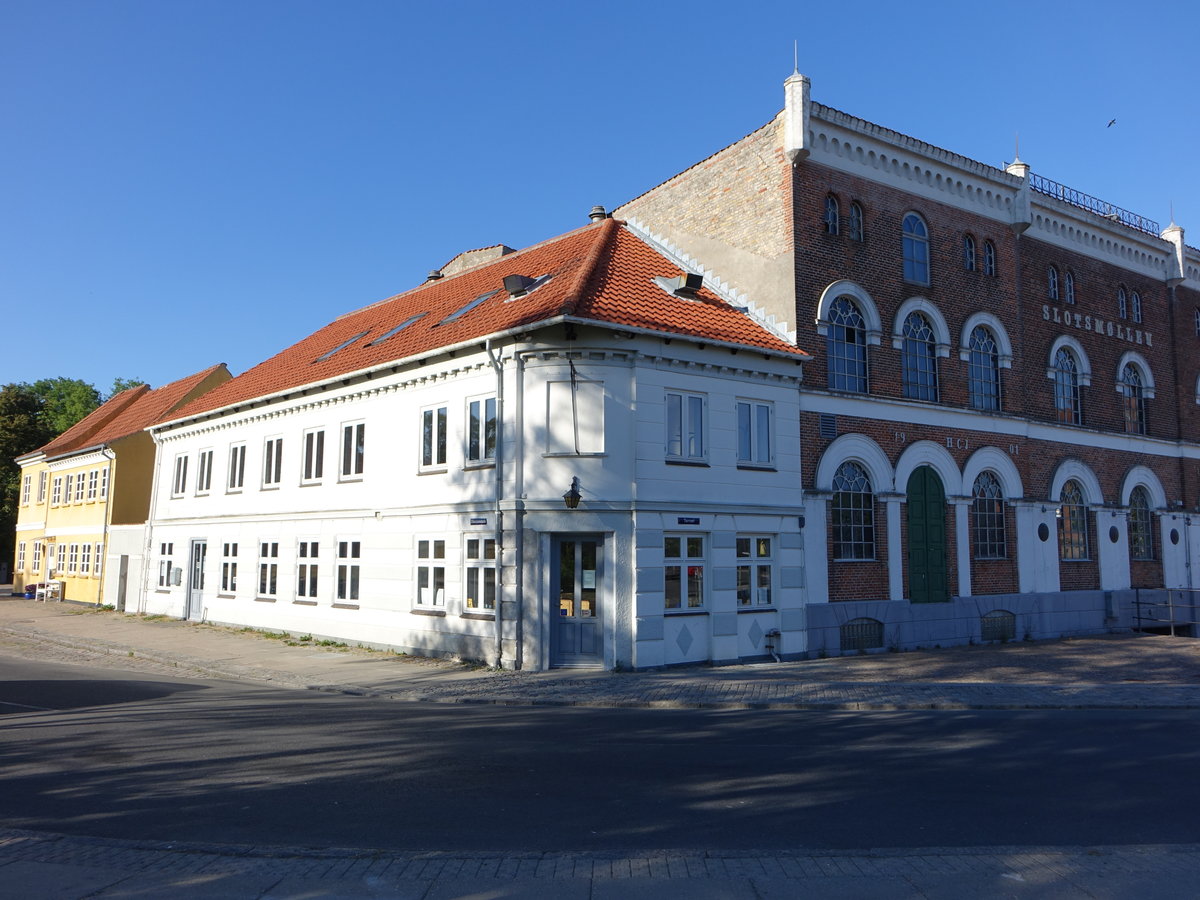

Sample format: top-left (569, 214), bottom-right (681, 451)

top-left (1028, 172), bottom-right (1161, 237)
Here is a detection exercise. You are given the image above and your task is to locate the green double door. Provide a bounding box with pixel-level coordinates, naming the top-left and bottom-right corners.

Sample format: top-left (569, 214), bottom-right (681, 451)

top-left (906, 466), bottom-right (948, 603)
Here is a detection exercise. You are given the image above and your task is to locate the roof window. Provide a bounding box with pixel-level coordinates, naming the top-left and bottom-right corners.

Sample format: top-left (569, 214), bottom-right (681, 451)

top-left (654, 273), bottom-right (704, 298)
top-left (314, 331), bottom-right (369, 363)
top-left (367, 313), bottom-right (427, 346)
top-left (438, 290), bottom-right (499, 326)
top-left (502, 273), bottom-right (551, 300)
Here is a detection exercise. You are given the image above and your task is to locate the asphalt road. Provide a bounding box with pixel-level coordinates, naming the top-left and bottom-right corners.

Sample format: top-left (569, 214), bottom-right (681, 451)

top-left (2, 653), bottom-right (1198, 854)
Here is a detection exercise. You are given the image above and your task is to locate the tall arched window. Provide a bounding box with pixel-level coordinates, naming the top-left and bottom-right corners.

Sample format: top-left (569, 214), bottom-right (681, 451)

top-left (972, 471), bottom-right (1006, 559)
top-left (1128, 486), bottom-right (1154, 561)
top-left (1053, 348), bottom-right (1081, 425)
top-left (1132, 291), bottom-right (1143, 324)
top-left (902, 312), bottom-right (938, 401)
top-left (1064, 270), bottom-right (1076, 305)
top-left (1117, 286), bottom-right (1128, 320)
top-left (827, 296), bottom-right (868, 393)
top-left (1047, 266), bottom-right (1060, 300)
top-left (902, 213), bottom-right (930, 284)
top-left (824, 194), bottom-right (840, 235)
top-left (1058, 480), bottom-right (1089, 560)
top-left (831, 461), bottom-right (875, 560)
top-left (963, 234), bottom-right (976, 271)
top-left (983, 240), bottom-right (997, 276)
top-left (1120, 363), bottom-right (1146, 434)
top-left (967, 326), bottom-right (1000, 411)
top-left (848, 202), bottom-right (864, 241)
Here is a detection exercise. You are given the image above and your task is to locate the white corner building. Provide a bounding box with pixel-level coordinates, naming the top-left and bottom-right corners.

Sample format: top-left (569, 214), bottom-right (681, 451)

top-left (143, 217), bottom-right (809, 669)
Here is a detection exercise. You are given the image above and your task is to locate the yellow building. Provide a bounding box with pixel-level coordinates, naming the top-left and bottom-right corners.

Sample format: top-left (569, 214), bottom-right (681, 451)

top-left (13, 365), bottom-right (230, 607)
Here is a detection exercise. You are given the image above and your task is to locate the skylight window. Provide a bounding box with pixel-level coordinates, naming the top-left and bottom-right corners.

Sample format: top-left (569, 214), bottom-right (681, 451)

top-left (366, 313), bottom-right (427, 346)
top-left (438, 290), bottom-right (499, 326)
top-left (315, 331), bottom-right (369, 362)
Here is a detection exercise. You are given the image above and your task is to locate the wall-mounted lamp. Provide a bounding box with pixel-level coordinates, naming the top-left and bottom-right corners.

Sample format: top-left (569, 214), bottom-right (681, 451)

top-left (563, 476), bottom-right (582, 510)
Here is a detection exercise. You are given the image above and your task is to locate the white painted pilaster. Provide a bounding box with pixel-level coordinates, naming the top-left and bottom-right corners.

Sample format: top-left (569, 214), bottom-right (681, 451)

top-left (886, 495), bottom-right (904, 601)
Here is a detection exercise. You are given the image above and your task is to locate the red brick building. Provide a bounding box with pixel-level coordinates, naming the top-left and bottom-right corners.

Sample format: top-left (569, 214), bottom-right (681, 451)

top-left (618, 72), bottom-right (1200, 654)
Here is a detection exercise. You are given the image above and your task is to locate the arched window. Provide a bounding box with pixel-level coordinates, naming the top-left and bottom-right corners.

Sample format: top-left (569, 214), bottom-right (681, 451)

top-left (967, 326), bottom-right (1000, 411)
top-left (848, 202), bottom-right (864, 241)
top-left (1047, 266), bottom-right (1059, 301)
top-left (827, 296), bottom-right (868, 393)
top-left (1128, 486), bottom-right (1154, 561)
top-left (1118, 286), bottom-right (1128, 320)
top-left (1120, 363), bottom-right (1146, 434)
top-left (963, 234), bottom-right (976, 271)
top-left (1053, 348), bottom-right (1081, 425)
top-left (983, 240), bottom-right (996, 276)
top-left (1058, 480), bottom-right (1089, 560)
top-left (1064, 270), bottom-right (1076, 305)
top-left (972, 471), bottom-right (1006, 559)
top-left (901, 312), bottom-right (938, 401)
top-left (831, 461), bottom-right (875, 560)
top-left (824, 194), bottom-right (840, 236)
top-left (1132, 291), bottom-right (1143, 324)
top-left (902, 213), bottom-right (930, 284)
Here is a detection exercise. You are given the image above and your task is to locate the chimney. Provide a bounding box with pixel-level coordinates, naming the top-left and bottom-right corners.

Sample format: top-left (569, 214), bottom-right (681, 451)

top-left (783, 70), bottom-right (810, 164)
top-left (589, 205), bottom-right (608, 223)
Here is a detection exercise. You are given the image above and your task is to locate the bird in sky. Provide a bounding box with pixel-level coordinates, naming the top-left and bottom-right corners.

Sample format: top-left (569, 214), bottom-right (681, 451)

top-left (1107, 118), bottom-right (1117, 127)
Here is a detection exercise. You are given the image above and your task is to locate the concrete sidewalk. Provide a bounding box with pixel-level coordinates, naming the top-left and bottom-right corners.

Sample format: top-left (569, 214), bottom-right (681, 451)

top-left (2, 595), bottom-right (1200, 710)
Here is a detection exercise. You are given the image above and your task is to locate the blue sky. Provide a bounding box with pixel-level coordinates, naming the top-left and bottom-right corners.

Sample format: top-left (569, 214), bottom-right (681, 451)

top-left (3, 0), bottom-right (1196, 393)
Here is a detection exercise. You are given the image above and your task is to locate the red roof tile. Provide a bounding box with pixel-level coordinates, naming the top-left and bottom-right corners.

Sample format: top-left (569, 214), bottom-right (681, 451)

top-left (167, 220), bottom-right (807, 423)
top-left (36, 364), bottom-right (230, 458)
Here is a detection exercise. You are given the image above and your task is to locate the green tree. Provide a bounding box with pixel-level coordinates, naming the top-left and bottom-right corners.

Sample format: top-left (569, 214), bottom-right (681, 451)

top-left (0, 384), bottom-right (55, 573)
top-left (30, 377), bottom-right (101, 434)
top-left (106, 377), bottom-right (146, 400)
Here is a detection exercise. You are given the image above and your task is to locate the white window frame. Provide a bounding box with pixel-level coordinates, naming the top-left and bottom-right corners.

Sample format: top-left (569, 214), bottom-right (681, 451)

top-left (67, 543), bottom-right (79, 575)
top-left (172, 454), bottom-right (188, 497)
top-left (302, 429), bottom-right (325, 484)
top-left (336, 539), bottom-right (361, 604)
top-left (32, 541), bottom-right (42, 574)
top-left (420, 405), bottom-right (449, 471)
top-left (20, 474), bottom-right (30, 506)
top-left (736, 535), bottom-right (775, 607)
top-left (98, 468), bottom-right (108, 500)
top-left (416, 539), bottom-right (446, 606)
top-left (158, 542), bottom-right (174, 588)
top-left (664, 534), bottom-right (706, 610)
top-left (94, 542), bottom-right (104, 580)
top-left (263, 437), bottom-right (283, 488)
top-left (16, 542), bottom-right (25, 572)
top-left (665, 391), bottom-right (706, 463)
top-left (64, 473), bottom-right (75, 504)
top-left (87, 469), bottom-right (98, 501)
top-left (464, 536), bottom-right (497, 611)
top-left (297, 539), bottom-right (320, 600)
top-left (80, 543), bottom-right (92, 576)
top-left (195, 449), bottom-right (213, 495)
top-left (38, 471), bottom-right (47, 503)
top-left (228, 443), bottom-right (246, 492)
top-left (257, 542), bottom-right (279, 598)
top-left (736, 399), bottom-right (774, 468)
top-left (51, 476), bottom-right (62, 506)
top-left (220, 542), bottom-right (238, 594)
top-left (73, 471), bottom-right (85, 503)
top-left (466, 396), bottom-right (497, 465)
top-left (340, 421), bottom-right (366, 480)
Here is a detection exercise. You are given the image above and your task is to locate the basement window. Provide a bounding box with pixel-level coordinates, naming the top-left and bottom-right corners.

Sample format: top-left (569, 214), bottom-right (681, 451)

top-left (438, 290), bottom-right (499, 326)
top-left (315, 331), bottom-right (369, 362)
top-left (367, 313), bottom-right (427, 346)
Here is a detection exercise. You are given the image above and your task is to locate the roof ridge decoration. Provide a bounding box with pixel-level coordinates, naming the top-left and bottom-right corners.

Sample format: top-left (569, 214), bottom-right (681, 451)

top-left (624, 218), bottom-right (797, 345)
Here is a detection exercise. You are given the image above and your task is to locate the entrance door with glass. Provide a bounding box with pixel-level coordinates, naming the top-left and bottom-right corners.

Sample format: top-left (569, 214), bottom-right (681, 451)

top-left (550, 536), bottom-right (603, 668)
top-left (187, 540), bottom-right (207, 621)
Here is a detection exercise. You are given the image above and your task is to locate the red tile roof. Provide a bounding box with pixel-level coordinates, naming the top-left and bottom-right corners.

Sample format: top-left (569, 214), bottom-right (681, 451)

top-left (167, 220), bottom-right (807, 423)
top-left (36, 364), bottom-right (230, 458)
